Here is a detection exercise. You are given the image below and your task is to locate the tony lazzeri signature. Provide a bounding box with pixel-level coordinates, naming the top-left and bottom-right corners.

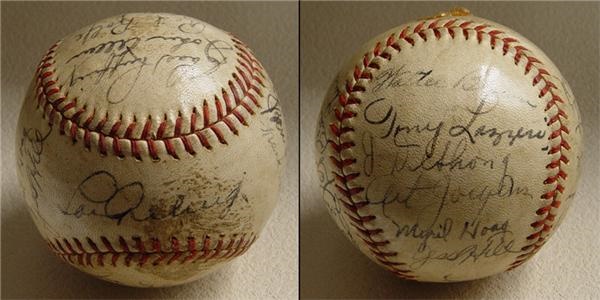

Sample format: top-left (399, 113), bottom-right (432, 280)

top-left (59, 171), bottom-right (247, 225)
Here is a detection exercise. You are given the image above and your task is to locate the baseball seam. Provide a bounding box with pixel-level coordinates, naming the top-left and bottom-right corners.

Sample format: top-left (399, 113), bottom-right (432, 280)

top-left (34, 36), bottom-right (266, 160)
top-left (327, 18), bottom-right (571, 279)
top-left (47, 233), bottom-right (256, 267)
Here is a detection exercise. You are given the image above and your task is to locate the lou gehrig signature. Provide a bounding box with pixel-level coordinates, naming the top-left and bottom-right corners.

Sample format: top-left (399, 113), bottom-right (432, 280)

top-left (59, 171), bottom-right (247, 225)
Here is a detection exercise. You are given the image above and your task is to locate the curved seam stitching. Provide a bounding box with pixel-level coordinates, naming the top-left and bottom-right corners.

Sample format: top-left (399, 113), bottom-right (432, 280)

top-left (34, 35), bottom-right (266, 160)
top-left (47, 233), bottom-right (256, 267)
top-left (327, 18), bottom-right (571, 279)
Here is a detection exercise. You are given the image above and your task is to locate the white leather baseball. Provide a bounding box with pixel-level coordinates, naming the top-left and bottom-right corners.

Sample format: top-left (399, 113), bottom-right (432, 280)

top-left (316, 10), bottom-right (582, 282)
top-left (16, 13), bottom-right (285, 287)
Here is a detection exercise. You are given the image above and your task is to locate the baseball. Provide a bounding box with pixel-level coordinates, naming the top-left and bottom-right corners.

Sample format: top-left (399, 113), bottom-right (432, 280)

top-left (316, 9), bottom-right (582, 282)
top-left (16, 13), bottom-right (285, 287)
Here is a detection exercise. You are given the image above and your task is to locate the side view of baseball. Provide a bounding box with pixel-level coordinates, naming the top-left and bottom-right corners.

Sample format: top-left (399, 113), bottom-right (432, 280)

top-left (315, 9), bottom-right (582, 282)
top-left (16, 13), bottom-right (285, 287)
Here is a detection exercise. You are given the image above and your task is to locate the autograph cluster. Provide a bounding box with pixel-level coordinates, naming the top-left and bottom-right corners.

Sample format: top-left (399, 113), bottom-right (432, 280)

top-left (64, 14), bottom-right (235, 104)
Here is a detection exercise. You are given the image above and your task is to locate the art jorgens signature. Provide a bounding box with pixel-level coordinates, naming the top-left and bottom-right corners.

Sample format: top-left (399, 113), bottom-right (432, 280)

top-left (59, 171), bottom-right (247, 225)
top-left (371, 154), bottom-right (530, 215)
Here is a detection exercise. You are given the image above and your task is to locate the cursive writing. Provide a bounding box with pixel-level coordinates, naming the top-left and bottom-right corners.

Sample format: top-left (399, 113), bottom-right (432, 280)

top-left (260, 94), bottom-right (285, 165)
top-left (372, 65), bottom-right (488, 93)
top-left (17, 126), bottom-right (52, 207)
top-left (364, 97), bottom-right (545, 150)
top-left (65, 34), bottom-right (234, 102)
top-left (74, 15), bottom-right (134, 45)
top-left (59, 171), bottom-right (247, 224)
top-left (410, 230), bottom-right (520, 269)
top-left (146, 35), bottom-right (203, 52)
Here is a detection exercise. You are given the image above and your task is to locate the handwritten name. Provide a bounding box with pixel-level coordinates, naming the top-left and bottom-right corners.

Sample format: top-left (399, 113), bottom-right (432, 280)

top-left (410, 230), bottom-right (519, 269)
top-left (17, 127), bottom-right (52, 207)
top-left (364, 97), bottom-right (545, 150)
top-left (65, 34), bottom-right (233, 103)
top-left (371, 65), bottom-right (487, 93)
top-left (59, 171), bottom-right (247, 225)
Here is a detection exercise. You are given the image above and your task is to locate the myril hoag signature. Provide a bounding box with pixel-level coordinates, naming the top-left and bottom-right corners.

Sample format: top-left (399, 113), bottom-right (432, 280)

top-left (59, 171), bottom-right (247, 225)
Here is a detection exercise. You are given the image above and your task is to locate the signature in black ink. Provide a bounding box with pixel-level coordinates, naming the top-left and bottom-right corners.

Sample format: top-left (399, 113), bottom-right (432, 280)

top-left (59, 171), bottom-right (247, 224)
top-left (460, 219), bottom-right (510, 240)
top-left (372, 65), bottom-right (444, 92)
top-left (69, 45), bottom-right (147, 85)
top-left (154, 54), bottom-right (201, 82)
top-left (372, 65), bottom-right (487, 93)
top-left (261, 94), bottom-right (285, 138)
top-left (260, 94), bottom-right (285, 165)
top-left (68, 42), bottom-right (149, 104)
top-left (17, 127), bottom-right (52, 207)
top-left (178, 21), bottom-right (206, 34)
top-left (204, 39), bottom-right (233, 74)
top-left (67, 38), bottom-right (141, 63)
top-left (154, 15), bottom-right (165, 27)
top-left (367, 154), bottom-right (532, 238)
top-left (364, 97), bottom-right (546, 149)
top-left (410, 229), bottom-right (520, 269)
top-left (160, 39), bottom-right (234, 87)
top-left (146, 35), bottom-right (203, 52)
top-left (109, 15), bottom-right (135, 35)
top-left (448, 96), bottom-right (546, 145)
top-left (74, 15), bottom-right (134, 45)
top-left (394, 218), bottom-right (453, 252)
top-left (66, 24), bottom-right (234, 102)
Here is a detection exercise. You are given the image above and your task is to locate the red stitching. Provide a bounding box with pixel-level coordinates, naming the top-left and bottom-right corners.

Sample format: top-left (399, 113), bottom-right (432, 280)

top-left (35, 35), bottom-right (265, 160)
top-left (47, 234), bottom-right (256, 268)
top-left (328, 18), bottom-right (572, 279)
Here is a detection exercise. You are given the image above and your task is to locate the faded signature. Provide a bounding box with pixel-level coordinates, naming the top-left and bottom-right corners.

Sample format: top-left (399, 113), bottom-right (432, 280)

top-left (349, 65), bottom-right (547, 271)
top-left (59, 171), bottom-right (247, 225)
top-left (17, 126), bottom-right (52, 207)
top-left (260, 94), bottom-right (285, 165)
top-left (410, 229), bottom-right (520, 269)
top-left (66, 34), bottom-right (233, 104)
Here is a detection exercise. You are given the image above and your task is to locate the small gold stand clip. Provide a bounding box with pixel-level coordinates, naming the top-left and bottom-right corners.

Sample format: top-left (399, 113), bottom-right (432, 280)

top-left (421, 7), bottom-right (472, 20)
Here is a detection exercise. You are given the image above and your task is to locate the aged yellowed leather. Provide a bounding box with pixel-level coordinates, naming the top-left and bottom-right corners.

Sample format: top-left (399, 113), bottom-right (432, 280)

top-left (16, 13), bottom-right (285, 287)
top-left (316, 13), bottom-right (582, 282)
